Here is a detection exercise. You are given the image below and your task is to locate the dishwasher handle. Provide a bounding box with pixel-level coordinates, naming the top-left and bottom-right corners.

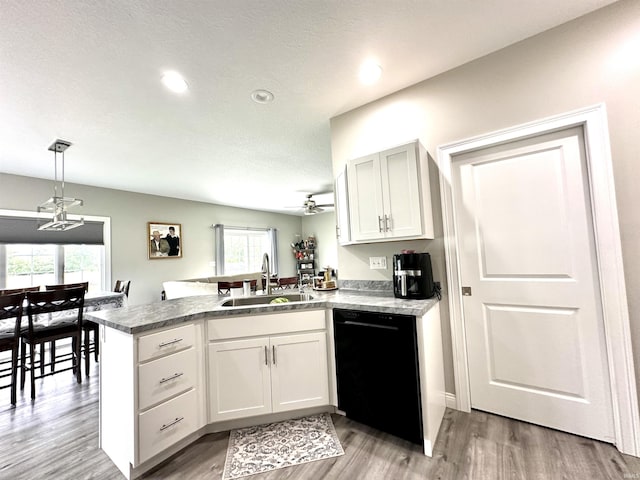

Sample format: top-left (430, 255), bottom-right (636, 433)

top-left (341, 320), bottom-right (399, 331)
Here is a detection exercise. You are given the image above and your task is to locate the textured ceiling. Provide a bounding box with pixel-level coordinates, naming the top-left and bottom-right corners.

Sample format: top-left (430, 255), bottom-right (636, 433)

top-left (0, 0), bottom-right (618, 214)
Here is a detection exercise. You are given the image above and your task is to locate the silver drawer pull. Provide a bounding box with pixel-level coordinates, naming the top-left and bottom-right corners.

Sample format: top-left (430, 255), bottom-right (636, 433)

top-left (272, 345), bottom-right (276, 366)
top-left (160, 416), bottom-right (184, 431)
top-left (159, 372), bottom-right (184, 384)
top-left (158, 338), bottom-right (183, 348)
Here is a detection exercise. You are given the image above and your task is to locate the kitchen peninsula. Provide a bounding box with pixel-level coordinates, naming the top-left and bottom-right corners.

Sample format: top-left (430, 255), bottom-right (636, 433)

top-left (87, 289), bottom-right (444, 480)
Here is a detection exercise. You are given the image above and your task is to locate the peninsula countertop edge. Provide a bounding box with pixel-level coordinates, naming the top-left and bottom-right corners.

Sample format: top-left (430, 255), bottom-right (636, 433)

top-left (86, 290), bottom-right (439, 335)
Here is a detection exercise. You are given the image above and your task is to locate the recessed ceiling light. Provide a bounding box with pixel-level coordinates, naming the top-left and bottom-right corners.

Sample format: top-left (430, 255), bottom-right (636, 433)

top-left (359, 61), bottom-right (382, 85)
top-left (251, 89), bottom-right (274, 104)
top-left (161, 71), bottom-right (188, 94)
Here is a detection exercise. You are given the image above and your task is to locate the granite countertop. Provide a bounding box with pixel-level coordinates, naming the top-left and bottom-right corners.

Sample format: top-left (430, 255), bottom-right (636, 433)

top-left (86, 288), bottom-right (439, 335)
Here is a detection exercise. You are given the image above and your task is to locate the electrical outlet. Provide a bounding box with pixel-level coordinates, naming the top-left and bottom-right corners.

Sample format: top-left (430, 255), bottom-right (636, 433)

top-left (369, 256), bottom-right (387, 269)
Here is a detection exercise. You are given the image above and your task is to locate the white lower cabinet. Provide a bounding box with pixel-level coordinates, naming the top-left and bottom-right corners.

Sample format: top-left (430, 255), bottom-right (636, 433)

top-left (208, 311), bottom-right (329, 423)
top-left (208, 337), bottom-right (273, 421)
top-left (100, 310), bottom-right (329, 480)
top-left (270, 332), bottom-right (329, 413)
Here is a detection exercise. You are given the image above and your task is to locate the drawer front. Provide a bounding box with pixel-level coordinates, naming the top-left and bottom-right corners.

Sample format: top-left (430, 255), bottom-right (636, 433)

top-left (138, 323), bottom-right (195, 363)
top-left (138, 389), bottom-right (198, 464)
top-left (138, 348), bottom-right (197, 411)
top-left (208, 309), bottom-right (325, 340)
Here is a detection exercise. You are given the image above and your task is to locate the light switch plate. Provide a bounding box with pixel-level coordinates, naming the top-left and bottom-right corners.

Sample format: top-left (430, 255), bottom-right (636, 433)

top-left (369, 256), bottom-right (387, 269)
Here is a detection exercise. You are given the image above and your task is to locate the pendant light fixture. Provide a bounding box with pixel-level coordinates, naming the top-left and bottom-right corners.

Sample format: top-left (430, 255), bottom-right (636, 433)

top-left (37, 139), bottom-right (84, 231)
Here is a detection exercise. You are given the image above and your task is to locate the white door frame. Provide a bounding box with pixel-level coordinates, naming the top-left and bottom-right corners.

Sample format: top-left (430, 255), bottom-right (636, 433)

top-left (436, 104), bottom-right (640, 456)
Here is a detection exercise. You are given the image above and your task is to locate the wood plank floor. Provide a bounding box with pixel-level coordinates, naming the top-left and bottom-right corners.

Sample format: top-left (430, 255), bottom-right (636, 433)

top-left (1, 365), bottom-right (639, 479)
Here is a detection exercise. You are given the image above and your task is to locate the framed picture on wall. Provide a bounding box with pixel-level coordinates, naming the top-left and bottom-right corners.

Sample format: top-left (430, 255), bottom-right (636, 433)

top-left (148, 222), bottom-right (182, 259)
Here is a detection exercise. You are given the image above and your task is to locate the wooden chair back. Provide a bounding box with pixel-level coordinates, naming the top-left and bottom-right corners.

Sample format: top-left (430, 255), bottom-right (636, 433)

top-left (218, 280), bottom-right (257, 296)
top-left (114, 280), bottom-right (131, 297)
top-left (0, 292), bottom-right (25, 405)
top-left (26, 287), bottom-right (86, 321)
top-left (0, 286), bottom-right (40, 296)
top-left (45, 282), bottom-right (89, 293)
top-left (0, 292), bottom-right (25, 343)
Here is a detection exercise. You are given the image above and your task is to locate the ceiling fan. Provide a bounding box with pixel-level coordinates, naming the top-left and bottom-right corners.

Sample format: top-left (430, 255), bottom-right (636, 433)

top-left (288, 193), bottom-right (334, 215)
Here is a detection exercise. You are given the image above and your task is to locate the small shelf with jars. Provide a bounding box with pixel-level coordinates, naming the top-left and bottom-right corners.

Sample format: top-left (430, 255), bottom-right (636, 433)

top-left (292, 236), bottom-right (316, 289)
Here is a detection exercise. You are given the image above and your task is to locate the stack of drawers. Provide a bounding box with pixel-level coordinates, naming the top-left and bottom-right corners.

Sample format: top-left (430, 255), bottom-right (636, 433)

top-left (137, 323), bottom-right (199, 463)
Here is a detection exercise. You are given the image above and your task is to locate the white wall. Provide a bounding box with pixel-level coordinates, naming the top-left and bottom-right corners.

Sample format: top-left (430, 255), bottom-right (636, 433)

top-left (330, 0), bottom-right (640, 395)
top-left (0, 172), bottom-right (302, 305)
top-left (301, 211), bottom-right (338, 277)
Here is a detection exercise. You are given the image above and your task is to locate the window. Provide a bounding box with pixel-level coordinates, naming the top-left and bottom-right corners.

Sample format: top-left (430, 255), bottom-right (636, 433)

top-left (0, 210), bottom-right (110, 291)
top-left (6, 244), bottom-right (56, 288)
top-left (214, 225), bottom-right (278, 276)
top-left (63, 245), bottom-right (103, 290)
top-left (2, 244), bottom-right (104, 291)
top-left (223, 229), bottom-right (270, 275)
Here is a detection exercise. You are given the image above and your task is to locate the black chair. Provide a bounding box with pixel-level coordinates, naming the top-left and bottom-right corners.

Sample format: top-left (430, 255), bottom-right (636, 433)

top-left (45, 283), bottom-right (91, 375)
top-left (21, 287), bottom-right (86, 399)
top-left (114, 280), bottom-right (131, 297)
top-left (0, 292), bottom-right (25, 405)
top-left (0, 287), bottom-right (42, 390)
top-left (46, 283), bottom-right (95, 376)
top-left (217, 280), bottom-right (257, 296)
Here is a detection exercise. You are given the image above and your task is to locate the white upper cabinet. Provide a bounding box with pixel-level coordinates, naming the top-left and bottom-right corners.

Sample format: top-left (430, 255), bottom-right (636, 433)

top-left (346, 141), bottom-right (433, 242)
top-left (334, 165), bottom-right (351, 245)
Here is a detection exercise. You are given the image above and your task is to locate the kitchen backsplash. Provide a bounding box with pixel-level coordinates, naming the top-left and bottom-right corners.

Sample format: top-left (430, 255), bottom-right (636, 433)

top-left (337, 279), bottom-right (393, 292)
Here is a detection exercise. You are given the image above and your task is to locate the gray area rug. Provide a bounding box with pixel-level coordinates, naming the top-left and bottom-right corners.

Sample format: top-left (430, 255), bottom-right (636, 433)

top-left (222, 413), bottom-right (344, 479)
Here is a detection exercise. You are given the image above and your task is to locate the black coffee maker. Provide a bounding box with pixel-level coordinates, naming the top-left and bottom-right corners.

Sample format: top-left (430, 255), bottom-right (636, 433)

top-left (393, 252), bottom-right (435, 299)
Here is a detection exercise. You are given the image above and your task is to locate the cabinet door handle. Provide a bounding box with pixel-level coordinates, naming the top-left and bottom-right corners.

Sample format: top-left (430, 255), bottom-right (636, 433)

top-left (159, 372), bottom-right (184, 384)
top-left (272, 345), bottom-right (276, 366)
top-left (160, 416), bottom-right (184, 431)
top-left (385, 215), bottom-right (391, 232)
top-left (158, 338), bottom-right (182, 348)
top-left (378, 216), bottom-right (384, 233)
top-left (264, 345), bottom-right (268, 365)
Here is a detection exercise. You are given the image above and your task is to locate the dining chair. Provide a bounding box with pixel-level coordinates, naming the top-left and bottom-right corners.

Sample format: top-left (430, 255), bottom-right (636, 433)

top-left (21, 287), bottom-right (86, 399)
top-left (0, 286), bottom-right (41, 296)
top-left (277, 276), bottom-right (299, 290)
top-left (217, 280), bottom-right (257, 296)
top-left (114, 280), bottom-right (131, 297)
top-left (45, 283), bottom-right (92, 375)
top-left (0, 292), bottom-right (25, 405)
top-left (0, 287), bottom-right (42, 390)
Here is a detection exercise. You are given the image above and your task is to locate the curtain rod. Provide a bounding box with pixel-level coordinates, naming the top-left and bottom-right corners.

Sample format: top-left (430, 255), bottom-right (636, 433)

top-left (211, 224), bottom-right (275, 232)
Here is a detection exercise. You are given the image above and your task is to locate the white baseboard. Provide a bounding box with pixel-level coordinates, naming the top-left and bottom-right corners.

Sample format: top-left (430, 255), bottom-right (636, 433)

top-left (445, 392), bottom-right (457, 410)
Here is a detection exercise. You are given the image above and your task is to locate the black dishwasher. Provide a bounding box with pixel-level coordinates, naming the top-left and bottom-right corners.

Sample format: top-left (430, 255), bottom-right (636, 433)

top-left (333, 308), bottom-right (423, 444)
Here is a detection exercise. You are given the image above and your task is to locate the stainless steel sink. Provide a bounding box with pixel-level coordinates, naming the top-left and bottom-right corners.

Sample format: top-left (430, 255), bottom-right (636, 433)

top-left (221, 293), bottom-right (314, 307)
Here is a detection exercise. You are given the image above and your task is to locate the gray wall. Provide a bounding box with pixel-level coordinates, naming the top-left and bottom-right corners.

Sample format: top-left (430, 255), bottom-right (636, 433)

top-left (301, 211), bottom-right (338, 277)
top-left (330, 0), bottom-right (640, 396)
top-left (0, 173), bottom-right (302, 305)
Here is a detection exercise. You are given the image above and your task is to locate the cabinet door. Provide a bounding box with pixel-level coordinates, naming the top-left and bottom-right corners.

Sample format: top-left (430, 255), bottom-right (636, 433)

top-left (335, 166), bottom-right (351, 245)
top-left (270, 332), bottom-right (329, 413)
top-left (208, 338), bottom-right (271, 422)
top-left (347, 153), bottom-right (385, 241)
top-left (380, 143), bottom-right (423, 238)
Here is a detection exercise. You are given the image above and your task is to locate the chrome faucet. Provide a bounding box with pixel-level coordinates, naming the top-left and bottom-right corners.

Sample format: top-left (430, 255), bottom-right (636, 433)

top-left (262, 252), bottom-right (272, 295)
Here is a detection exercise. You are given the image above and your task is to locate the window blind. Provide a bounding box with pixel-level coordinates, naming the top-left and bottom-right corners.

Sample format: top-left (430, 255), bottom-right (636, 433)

top-left (0, 216), bottom-right (104, 245)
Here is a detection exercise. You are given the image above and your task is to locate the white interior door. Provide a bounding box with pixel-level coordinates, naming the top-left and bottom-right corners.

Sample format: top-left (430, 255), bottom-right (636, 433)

top-left (453, 126), bottom-right (614, 441)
